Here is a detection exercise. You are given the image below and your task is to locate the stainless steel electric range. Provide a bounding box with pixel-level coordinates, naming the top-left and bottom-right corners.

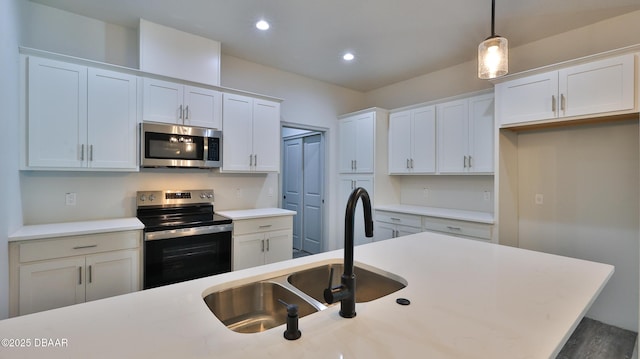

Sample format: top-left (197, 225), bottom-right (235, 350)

top-left (136, 189), bottom-right (233, 289)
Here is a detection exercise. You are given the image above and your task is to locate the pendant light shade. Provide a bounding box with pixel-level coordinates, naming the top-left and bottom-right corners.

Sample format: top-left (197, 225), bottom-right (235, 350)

top-left (478, 0), bottom-right (508, 79)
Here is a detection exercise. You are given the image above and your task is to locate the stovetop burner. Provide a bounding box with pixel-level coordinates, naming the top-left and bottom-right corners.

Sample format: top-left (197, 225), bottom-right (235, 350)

top-left (136, 189), bottom-right (231, 232)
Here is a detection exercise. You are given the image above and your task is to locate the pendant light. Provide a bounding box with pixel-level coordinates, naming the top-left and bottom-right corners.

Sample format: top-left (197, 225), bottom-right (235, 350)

top-left (478, 0), bottom-right (508, 79)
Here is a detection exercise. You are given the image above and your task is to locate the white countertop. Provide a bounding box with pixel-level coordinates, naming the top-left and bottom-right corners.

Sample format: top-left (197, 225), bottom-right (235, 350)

top-left (375, 204), bottom-right (494, 224)
top-left (0, 232), bottom-right (612, 358)
top-left (217, 208), bottom-right (296, 220)
top-left (8, 218), bottom-right (144, 242)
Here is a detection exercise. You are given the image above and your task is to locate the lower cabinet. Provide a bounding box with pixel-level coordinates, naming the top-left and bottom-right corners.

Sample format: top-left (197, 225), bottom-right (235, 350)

top-left (10, 230), bottom-right (142, 316)
top-left (374, 211), bottom-right (422, 241)
top-left (232, 216), bottom-right (293, 271)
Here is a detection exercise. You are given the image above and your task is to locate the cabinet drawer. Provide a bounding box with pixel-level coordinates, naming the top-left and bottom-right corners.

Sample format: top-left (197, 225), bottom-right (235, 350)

top-left (375, 211), bottom-right (422, 228)
top-left (423, 217), bottom-right (492, 241)
top-left (19, 230), bottom-right (141, 263)
top-left (233, 216), bottom-right (293, 236)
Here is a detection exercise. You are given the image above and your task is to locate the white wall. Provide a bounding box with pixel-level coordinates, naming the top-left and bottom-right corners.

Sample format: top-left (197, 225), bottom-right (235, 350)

top-left (0, 0), bottom-right (25, 320)
top-left (517, 121), bottom-right (639, 332)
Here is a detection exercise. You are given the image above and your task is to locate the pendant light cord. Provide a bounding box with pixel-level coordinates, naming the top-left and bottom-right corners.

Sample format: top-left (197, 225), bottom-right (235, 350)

top-left (491, 0), bottom-right (496, 37)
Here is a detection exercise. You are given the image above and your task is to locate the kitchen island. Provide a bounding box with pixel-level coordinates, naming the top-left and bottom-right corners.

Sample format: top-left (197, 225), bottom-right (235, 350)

top-left (0, 231), bottom-right (613, 358)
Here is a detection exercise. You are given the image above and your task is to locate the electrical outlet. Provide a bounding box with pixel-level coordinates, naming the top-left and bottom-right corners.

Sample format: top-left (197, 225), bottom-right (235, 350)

top-left (236, 188), bottom-right (242, 199)
top-left (423, 188), bottom-right (428, 198)
top-left (65, 192), bottom-right (77, 206)
top-left (483, 191), bottom-right (491, 201)
top-left (268, 188), bottom-right (274, 197)
top-left (535, 193), bottom-right (544, 205)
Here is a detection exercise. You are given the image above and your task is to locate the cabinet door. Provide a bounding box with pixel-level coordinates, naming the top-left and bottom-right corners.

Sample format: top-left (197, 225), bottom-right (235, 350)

top-left (437, 99), bottom-right (468, 173)
top-left (233, 233), bottom-right (265, 271)
top-left (495, 71), bottom-right (558, 126)
top-left (354, 113), bottom-right (375, 173)
top-left (252, 99), bottom-right (281, 172)
top-left (468, 94), bottom-right (494, 173)
top-left (388, 110), bottom-right (412, 174)
top-left (338, 118), bottom-right (357, 173)
top-left (142, 78), bottom-right (183, 124)
top-left (374, 222), bottom-right (395, 242)
top-left (87, 68), bottom-right (138, 169)
top-left (559, 54), bottom-right (635, 118)
top-left (264, 229), bottom-right (293, 265)
top-left (19, 257), bottom-right (86, 315)
top-left (183, 86), bottom-right (222, 129)
top-left (28, 57), bottom-right (87, 168)
top-left (85, 249), bottom-right (139, 302)
top-left (222, 93), bottom-right (253, 172)
top-left (396, 225), bottom-right (422, 237)
top-left (411, 106), bottom-right (437, 173)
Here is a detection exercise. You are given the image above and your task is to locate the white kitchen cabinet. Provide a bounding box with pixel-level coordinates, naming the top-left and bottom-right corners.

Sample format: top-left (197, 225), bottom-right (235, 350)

top-left (25, 56), bottom-right (138, 170)
top-left (388, 105), bottom-right (436, 174)
top-left (222, 93), bottom-right (280, 172)
top-left (142, 77), bottom-right (222, 129)
top-left (232, 216), bottom-right (293, 271)
top-left (496, 53), bottom-right (635, 127)
top-left (423, 217), bottom-right (493, 242)
top-left (339, 111), bottom-right (375, 173)
top-left (10, 230), bottom-right (141, 316)
top-left (339, 176), bottom-right (374, 246)
top-left (374, 211), bottom-right (422, 241)
top-left (437, 93), bottom-right (494, 174)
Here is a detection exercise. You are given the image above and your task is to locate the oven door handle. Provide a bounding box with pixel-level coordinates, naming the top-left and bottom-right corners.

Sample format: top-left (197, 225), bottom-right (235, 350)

top-left (144, 223), bottom-right (233, 241)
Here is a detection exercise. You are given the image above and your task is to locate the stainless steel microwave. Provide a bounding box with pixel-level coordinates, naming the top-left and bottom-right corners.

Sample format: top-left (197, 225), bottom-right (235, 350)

top-left (140, 123), bottom-right (222, 168)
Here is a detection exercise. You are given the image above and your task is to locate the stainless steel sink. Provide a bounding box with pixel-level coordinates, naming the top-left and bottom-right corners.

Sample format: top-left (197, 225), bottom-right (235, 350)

top-left (203, 261), bottom-right (407, 333)
top-left (203, 281), bottom-right (318, 333)
top-left (287, 263), bottom-right (407, 304)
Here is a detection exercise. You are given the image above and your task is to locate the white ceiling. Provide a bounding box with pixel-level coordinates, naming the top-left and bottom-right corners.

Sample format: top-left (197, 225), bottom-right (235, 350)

top-left (30, 0), bottom-right (640, 92)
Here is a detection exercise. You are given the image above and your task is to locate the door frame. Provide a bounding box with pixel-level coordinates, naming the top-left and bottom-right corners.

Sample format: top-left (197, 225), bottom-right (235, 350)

top-left (280, 122), bottom-right (328, 253)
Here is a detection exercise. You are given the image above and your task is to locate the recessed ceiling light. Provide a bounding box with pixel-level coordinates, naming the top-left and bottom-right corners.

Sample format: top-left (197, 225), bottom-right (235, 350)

top-left (343, 53), bottom-right (355, 61)
top-left (256, 20), bottom-right (270, 31)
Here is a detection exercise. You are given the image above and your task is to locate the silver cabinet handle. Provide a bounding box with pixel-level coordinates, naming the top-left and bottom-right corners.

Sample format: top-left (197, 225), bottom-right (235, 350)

top-left (89, 145), bottom-right (93, 162)
top-left (447, 226), bottom-right (462, 231)
top-left (254, 154), bottom-right (258, 167)
top-left (261, 239), bottom-right (265, 252)
top-left (88, 265), bottom-right (92, 283)
top-left (552, 95), bottom-right (556, 113)
top-left (406, 159), bottom-right (410, 169)
top-left (179, 105), bottom-right (183, 120)
top-left (185, 105), bottom-right (189, 120)
top-left (80, 144), bottom-right (85, 161)
top-left (390, 217), bottom-right (401, 222)
top-left (73, 245), bottom-right (97, 250)
top-left (78, 267), bottom-right (82, 285)
top-left (410, 158), bottom-right (414, 169)
top-left (266, 238), bottom-right (270, 251)
top-left (560, 93), bottom-right (566, 112)
top-left (258, 224), bottom-right (272, 229)
top-left (463, 156), bottom-right (468, 168)
top-left (249, 154), bottom-right (253, 167)
top-left (468, 156), bottom-right (472, 168)
top-left (354, 160), bottom-right (357, 171)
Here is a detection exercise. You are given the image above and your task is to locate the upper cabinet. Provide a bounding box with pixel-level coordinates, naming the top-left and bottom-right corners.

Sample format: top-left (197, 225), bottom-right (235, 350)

top-left (221, 93), bottom-right (281, 173)
top-left (25, 56), bottom-right (138, 171)
top-left (437, 93), bottom-right (494, 174)
top-left (142, 77), bottom-right (222, 129)
top-left (388, 105), bottom-right (436, 174)
top-left (339, 111), bottom-right (375, 173)
top-left (496, 53), bottom-right (636, 127)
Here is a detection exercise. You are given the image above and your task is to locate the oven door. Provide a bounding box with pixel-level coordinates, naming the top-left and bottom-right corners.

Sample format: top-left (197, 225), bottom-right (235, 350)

top-left (143, 225), bottom-right (232, 289)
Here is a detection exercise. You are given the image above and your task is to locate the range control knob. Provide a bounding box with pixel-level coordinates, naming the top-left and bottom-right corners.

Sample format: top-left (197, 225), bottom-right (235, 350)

top-left (148, 194), bottom-right (156, 202)
top-left (207, 193), bottom-right (214, 199)
top-left (200, 193), bottom-right (207, 199)
top-left (139, 195), bottom-right (146, 202)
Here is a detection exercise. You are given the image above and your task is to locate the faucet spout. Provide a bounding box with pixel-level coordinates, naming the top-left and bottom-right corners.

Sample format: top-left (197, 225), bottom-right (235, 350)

top-left (324, 187), bottom-right (373, 318)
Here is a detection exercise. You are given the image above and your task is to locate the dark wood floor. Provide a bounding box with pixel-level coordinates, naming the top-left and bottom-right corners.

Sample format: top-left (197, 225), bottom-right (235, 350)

top-left (557, 317), bottom-right (637, 359)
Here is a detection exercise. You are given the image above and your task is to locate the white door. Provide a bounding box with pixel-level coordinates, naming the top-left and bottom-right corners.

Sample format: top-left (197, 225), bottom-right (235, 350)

top-left (252, 99), bottom-right (281, 172)
top-left (85, 250), bottom-right (139, 302)
top-left (222, 93), bottom-right (253, 172)
top-left (87, 68), bottom-right (138, 169)
top-left (411, 105), bottom-right (437, 173)
top-left (302, 134), bottom-right (323, 254)
top-left (437, 99), bottom-right (468, 173)
top-left (19, 257), bottom-right (86, 315)
top-left (496, 71), bottom-right (558, 126)
top-left (283, 138), bottom-right (303, 250)
top-left (388, 110), bottom-right (412, 174)
top-left (28, 57), bottom-right (87, 168)
top-left (183, 86), bottom-right (222, 129)
top-left (142, 78), bottom-right (183, 124)
top-left (468, 94), bottom-right (494, 173)
top-left (559, 54), bottom-right (635, 118)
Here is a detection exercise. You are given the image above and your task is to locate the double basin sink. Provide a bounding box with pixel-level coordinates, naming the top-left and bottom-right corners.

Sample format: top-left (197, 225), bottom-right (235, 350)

top-left (203, 261), bottom-right (407, 333)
